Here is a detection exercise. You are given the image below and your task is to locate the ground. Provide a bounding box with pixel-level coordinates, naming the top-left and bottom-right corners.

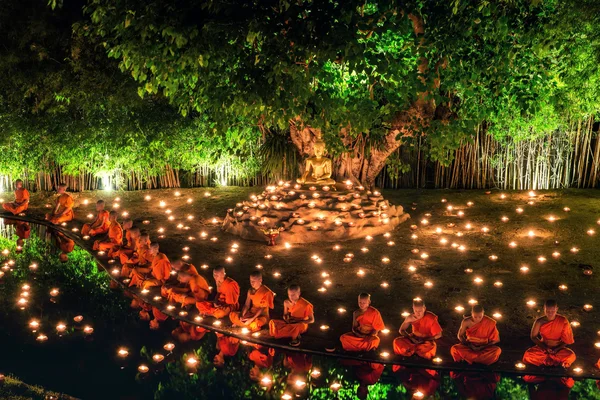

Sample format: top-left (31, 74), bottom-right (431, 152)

top-left (6, 186), bottom-right (600, 379)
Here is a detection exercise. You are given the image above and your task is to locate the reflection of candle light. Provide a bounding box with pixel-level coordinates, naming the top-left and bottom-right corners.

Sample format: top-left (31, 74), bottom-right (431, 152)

top-left (138, 365), bottom-right (149, 373)
top-left (83, 326), bottom-right (94, 334)
top-left (29, 319), bottom-right (40, 330)
top-left (36, 334), bottom-right (48, 342)
top-left (152, 354), bottom-right (165, 363)
top-left (74, 315), bottom-right (83, 322)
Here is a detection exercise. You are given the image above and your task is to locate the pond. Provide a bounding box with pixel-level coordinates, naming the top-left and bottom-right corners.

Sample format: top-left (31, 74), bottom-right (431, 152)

top-left (0, 217), bottom-right (598, 400)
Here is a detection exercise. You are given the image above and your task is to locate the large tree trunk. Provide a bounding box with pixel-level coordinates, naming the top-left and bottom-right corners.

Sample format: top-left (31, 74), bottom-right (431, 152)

top-left (288, 14), bottom-right (443, 189)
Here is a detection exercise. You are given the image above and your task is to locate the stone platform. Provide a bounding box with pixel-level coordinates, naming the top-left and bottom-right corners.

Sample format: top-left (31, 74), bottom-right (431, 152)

top-left (222, 181), bottom-right (410, 243)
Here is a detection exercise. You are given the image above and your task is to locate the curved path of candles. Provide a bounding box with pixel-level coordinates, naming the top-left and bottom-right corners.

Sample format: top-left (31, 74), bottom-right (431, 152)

top-left (4, 187), bottom-right (600, 381)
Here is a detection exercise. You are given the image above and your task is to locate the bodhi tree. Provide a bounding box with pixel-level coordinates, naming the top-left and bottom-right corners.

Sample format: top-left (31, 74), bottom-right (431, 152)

top-left (80, 0), bottom-right (599, 187)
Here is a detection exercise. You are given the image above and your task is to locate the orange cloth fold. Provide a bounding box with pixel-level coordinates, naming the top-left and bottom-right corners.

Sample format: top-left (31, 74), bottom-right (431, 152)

top-left (197, 277), bottom-right (240, 318)
top-left (451, 316), bottom-right (501, 365)
top-left (393, 311), bottom-right (442, 359)
top-left (523, 315), bottom-right (576, 367)
top-left (94, 221), bottom-right (124, 252)
top-left (2, 188), bottom-right (30, 215)
top-left (269, 297), bottom-right (313, 340)
top-left (81, 210), bottom-right (110, 236)
top-left (340, 306), bottom-right (385, 352)
top-left (46, 193), bottom-right (74, 224)
top-left (129, 252), bottom-right (171, 288)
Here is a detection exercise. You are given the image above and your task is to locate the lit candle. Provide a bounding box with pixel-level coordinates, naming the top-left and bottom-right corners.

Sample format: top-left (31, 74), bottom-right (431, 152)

top-left (583, 304), bottom-right (593, 312)
top-left (118, 348), bottom-right (129, 357)
top-left (83, 325), bottom-right (94, 334)
top-left (152, 354), bottom-right (165, 363)
top-left (558, 284), bottom-right (568, 291)
top-left (73, 315), bottom-right (83, 323)
top-left (163, 343), bottom-right (175, 352)
top-left (515, 362), bottom-right (526, 369)
top-left (138, 365), bottom-right (149, 373)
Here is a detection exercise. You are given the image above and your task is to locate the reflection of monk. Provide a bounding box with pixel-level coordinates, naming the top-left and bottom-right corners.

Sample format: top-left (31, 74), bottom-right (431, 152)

top-left (451, 371), bottom-right (500, 400)
top-left (45, 183), bottom-right (74, 225)
top-left (296, 136), bottom-right (335, 185)
top-left (451, 305), bottom-right (501, 365)
top-left (522, 299), bottom-right (576, 368)
top-left (54, 232), bottom-right (75, 263)
top-left (526, 375), bottom-right (573, 400)
top-left (393, 366), bottom-right (441, 398)
top-left (342, 360), bottom-right (385, 399)
top-left (4, 219), bottom-right (31, 250)
top-left (248, 345), bottom-right (275, 382)
top-left (213, 333), bottom-right (240, 367)
top-left (2, 179), bottom-right (29, 215)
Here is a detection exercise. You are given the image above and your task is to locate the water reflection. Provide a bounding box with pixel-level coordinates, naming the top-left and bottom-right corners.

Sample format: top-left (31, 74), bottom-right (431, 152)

top-left (0, 218), bottom-right (595, 399)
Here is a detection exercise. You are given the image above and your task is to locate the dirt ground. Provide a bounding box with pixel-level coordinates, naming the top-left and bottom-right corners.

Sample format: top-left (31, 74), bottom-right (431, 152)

top-left (9, 186), bottom-right (600, 377)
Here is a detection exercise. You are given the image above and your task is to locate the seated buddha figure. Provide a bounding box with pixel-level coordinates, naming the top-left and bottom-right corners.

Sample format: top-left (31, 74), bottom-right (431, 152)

top-left (297, 137), bottom-right (336, 185)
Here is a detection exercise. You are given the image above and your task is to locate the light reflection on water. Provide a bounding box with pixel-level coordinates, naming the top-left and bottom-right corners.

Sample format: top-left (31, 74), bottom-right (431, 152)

top-left (0, 218), bottom-right (596, 399)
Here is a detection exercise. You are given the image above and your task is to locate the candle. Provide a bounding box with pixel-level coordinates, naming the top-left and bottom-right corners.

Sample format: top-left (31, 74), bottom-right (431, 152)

top-left (73, 315), bottom-right (83, 323)
top-left (163, 343), bottom-right (175, 352)
top-left (138, 365), bottom-right (149, 373)
top-left (118, 348), bottom-right (129, 357)
top-left (515, 362), bottom-right (526, 369)
top-left (584, 304), bottom-right (593, 311)
top-left (492, 312), bottom-right (502, 319)
top-left (152, 354), bottom-right (165, 363)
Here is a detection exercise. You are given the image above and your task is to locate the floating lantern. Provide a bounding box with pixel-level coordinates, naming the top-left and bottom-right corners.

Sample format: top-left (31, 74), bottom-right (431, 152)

top-left (73, 315), bottom-right (83, 323)
top-left (164, 343), bottom-right (175, 352)
top-left (138, 365), bottom-right (149, 373)
top-left (83, 326), bottom-right (94, 334)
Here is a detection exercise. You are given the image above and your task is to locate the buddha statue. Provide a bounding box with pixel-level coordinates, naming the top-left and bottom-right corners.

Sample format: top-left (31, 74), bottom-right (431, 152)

top-left (297, 135), bottom-right (336, 185)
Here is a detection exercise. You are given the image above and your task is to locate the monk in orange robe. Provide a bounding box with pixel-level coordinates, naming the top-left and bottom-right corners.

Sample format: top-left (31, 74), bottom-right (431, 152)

top-left (81, 200), bottom-right (110, 237)
top-left (54, 231), bottom-right (75, 263)
top-left (120, 231), bottom-right (150, 277)
top-left (213, 333), bottom-right (241, 367)
top-left (522, 299), bottom-right (576, 368)
top-left (451, 305), bottom-right (501, 365)
top-left (197, 265), bottom-right (240, 319)
top-left (340, 293), bottom-right (385, 352)
top-left (92, 211), bottom-right (123, 253)
top-left (129, 242), bottom-right (171, 288)
top-left (393, 299), bottom-right (442, 360)
top-left (45, 183), bottom-right (74, 224)
top-left (165, 270), bottom-right (210, 306)
top-left (269, 284), bottom-right (314, 346)
top-left (109, 219), bottom-right (134, 259)
top-left (229, 271), bottom-right (274, 332)
top-left (2, 179), bottom-right (29, 215)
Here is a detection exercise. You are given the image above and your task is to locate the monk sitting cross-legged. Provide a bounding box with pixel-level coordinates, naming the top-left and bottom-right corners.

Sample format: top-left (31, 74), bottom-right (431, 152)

top-left (522, 299), bottom-right (576, 368)
top-left (393, 298), bottom-right (442, 360)
top-left (109, 218), bottom-right (133, 258)
top-left (269, 284), bottom-right (314, 347)
top-left (340, 293), bottom-right (385, 352)
top-left (2, 179), bottom-right (30, 215)
top-left (196, 265), bottom-right (240, 319)
top-left (129, 242), bottom-right (171, 289)
top-left (120, 230), bottom-right (149, 277)
top-left (229, 271), bottom-right (274, 332)
top-left (165, 267), bottom-right (210, 306)
top-left (45, 183), bottom-right (74, 225)
top-left (81, 200), bottom-right (110, 237)
top-left (93, 211), bottom-right (123, 253)
top-left (451, 304), bottom-right (501, 365)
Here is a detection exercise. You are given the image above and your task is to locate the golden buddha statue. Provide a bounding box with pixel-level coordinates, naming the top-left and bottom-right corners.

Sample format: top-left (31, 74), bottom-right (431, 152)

top-left (297, 135), bottom-right (336, 185)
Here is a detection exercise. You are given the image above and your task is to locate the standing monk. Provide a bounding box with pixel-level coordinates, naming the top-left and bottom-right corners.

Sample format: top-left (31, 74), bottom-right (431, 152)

top-left (129, 242), bottom-right (171, 289)
top-left (81, 200), bottom-right (110, 237)
top-left (393, 299), bottom-right (442, 360)
top-left (522, 299), bottom-right (576, 368)
top-left (340, 293), bottom-right (385, 352)
top-left (93, 211), bottom-right (123, 252)
top-left (45, 183), bottom-right (74, 224)
top-left (451, 305), bottom-right (501, 365)
top-left (229, 271), bottom-right (274, 332)
top-left (2, 179), bottom-right (29, 215)
top-left (269, 284), bottom-right (314, 346)
top-left (197, 266), bottom-right (240, 318)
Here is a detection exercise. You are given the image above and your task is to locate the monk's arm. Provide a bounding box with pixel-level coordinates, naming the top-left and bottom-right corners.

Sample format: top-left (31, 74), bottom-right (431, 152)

top-left (399, 318), bottom-right (412, 337)
top-left (457, 320), bottom-right (468, 344)
top-left (420, 331), bottom-right (442, 341)
top-left (282, 300), bottom-right (291, 322)
top-left (351, 312), bottom-right (365, 337)
top-left (240, 292), bottom-right (252, 316)
top-left (244, 306), bottom-right (265, 323)
top-left (134, 266), bottom-right (151, 274)
top-left (530, 320), bottom-right (547, 350)
top-left (304, 310), bottom-right (315, 325)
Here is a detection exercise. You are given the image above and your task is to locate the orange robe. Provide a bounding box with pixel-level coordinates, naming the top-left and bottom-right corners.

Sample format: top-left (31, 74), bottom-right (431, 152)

top-left (2, 188), bottom-right (30, 215)
top-left (130, 252), bottom-right (171, 288)
top-left (451, 316), bottom-right (501, 365)
top-left (522, 315), bottom-right (576, 367)
top-left (340, 306), bottom-right (385, 352)
top-left (393, 311), bottom-right (442, 359)
top-left (216, 333), bottom-right (240, 357)
top-left (46, 193), bottom-right (74, 224)
top-left (169, 274), bottom-right (210, 305)
top-left (111, 228), bottom-right (133, 258)
top-left (229, 285), bottom-right (274, 331)
top-left (269, 297), bottom-right (313, 340)
top-left (197, 277), bottom-right (240, 318)
top-left (93, 221), bottom-right (123, 252)
top-left (82, 210), bottom-right (110, 236)
top-left (120, 238), bottom-right (151, 276)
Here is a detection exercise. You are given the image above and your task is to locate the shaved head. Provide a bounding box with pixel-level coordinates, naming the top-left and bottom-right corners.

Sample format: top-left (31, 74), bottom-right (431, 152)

top-left (472, 304), bottom-right (484, 314)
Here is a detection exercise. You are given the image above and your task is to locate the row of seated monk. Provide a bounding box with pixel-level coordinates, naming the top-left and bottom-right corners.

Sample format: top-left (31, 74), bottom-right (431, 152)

top-left (1, 182), bottom-right (578, 367)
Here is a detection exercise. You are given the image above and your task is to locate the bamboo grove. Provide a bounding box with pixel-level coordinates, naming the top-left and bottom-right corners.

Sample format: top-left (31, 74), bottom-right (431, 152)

top-left (0, 0), bottom-right (599, 191)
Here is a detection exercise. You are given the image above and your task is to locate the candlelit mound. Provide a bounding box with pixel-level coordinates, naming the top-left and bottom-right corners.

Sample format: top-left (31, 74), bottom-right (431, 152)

top-left (222, 182), bottom-right (410, 243)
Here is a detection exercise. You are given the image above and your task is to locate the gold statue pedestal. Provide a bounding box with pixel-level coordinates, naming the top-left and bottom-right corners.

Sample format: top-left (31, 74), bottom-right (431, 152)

top-left (222, 181), bottom-right (410, 244)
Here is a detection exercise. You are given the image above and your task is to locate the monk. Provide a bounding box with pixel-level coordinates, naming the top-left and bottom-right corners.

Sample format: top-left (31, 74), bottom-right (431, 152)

top-left (451, 305), bottom-right (501, 365)
top-left (120, 230), bottom-right (150, 277)
top-left (45, 183), bottom-right (74, 224)
top-left (129, 242), bottom-right (171, 289)
top-left (213, 333), bottom-right (241, 367)
top-left (196, 266), bottom-right (240, 318)
top-left (81, 200), bottom-right (110, 237)
top-left (229, 271), bottom-right (274, 332)
top-left (165, 270), bottom-right (210, 306)
top-left (269, 284), bottom-right (314, 346)
top-left (340, 293), bottom-right (385, 352)
top-left (110, 219), bottom-right (134, 258)
top-left (92, 211), bottom-right (123, 253)
top-left (522, 299), bottom-right (576, 368)
top-left (2, 179), bottom-right (29, 215)
top-left (393, 299), bottom-right (442, 360)
top-left (54, 232), bottom-right (75, 263)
